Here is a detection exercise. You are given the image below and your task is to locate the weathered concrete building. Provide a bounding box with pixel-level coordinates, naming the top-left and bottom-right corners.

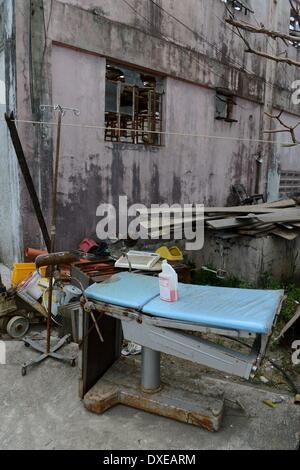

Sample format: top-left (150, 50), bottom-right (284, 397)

top-left (1, 0), bottom-right (300, 266)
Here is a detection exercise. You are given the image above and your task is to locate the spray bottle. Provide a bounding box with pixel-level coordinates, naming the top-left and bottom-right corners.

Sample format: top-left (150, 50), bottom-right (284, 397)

top-left (159, 260), bottom-right (179, 302)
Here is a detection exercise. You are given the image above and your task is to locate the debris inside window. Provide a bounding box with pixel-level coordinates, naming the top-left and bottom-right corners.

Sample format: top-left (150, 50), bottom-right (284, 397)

top-left (215, 92), bottom-right (237, 123)
top-left (105, 63), bottom-right (164, 145)
top-left (221, 0), bottom-right (253, 15)
top-left (290, 4), bottom-right (300, 48)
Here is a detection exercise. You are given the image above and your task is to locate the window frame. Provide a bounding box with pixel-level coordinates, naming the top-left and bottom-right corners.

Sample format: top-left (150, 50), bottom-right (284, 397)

top-left (105, 63), bottom-right (164, 146)
top-left (215, 91), bottom-right (238, 123)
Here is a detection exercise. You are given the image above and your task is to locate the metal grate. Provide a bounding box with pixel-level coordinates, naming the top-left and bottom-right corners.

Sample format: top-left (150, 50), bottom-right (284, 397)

top-left (279, 171), bottom-right (300, 196)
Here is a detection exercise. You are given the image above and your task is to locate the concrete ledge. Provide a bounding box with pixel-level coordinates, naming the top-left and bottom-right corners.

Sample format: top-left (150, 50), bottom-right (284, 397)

top-left (190, 231), bottom-right (300, 286)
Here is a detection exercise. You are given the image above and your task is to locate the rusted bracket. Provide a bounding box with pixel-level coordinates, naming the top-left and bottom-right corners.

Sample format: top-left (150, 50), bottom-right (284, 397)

top-left (4, 111), bottom-right (51, 251)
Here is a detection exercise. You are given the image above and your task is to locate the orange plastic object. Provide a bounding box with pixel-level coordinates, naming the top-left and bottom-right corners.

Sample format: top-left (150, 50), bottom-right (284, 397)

top-left (25, 248), bottom-right (48, 261)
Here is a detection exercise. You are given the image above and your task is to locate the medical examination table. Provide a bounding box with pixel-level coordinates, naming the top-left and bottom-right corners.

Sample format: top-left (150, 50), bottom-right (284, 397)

top-left (82, 272), bottom-right (284, 431)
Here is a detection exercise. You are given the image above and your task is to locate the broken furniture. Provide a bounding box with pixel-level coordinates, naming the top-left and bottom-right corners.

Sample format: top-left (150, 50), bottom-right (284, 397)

top-left (0, 280), bottom-right (47, 339)
top-left (0, 290), bottom-right (28, 338)
top-left (71, 259), bottom-right (122, 286)
top-left (82, 272), bottom-right (284, 431)
top-left (231, 184), bottom-right (264, 206)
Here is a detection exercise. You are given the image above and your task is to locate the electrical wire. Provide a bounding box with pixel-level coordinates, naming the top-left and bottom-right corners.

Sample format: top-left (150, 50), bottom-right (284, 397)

top-left (223, 335), bottom-right (299, 394)
top-left (148, 0), bottom-right (252, 74)
top-left (147, 0), bottom-right (290, 95)
top-left (213, 5), bottom-right (295, 97)
top-left (120, 0), bottom-right (236, 89)
top-left (0, 117), bottom-right (292, 146)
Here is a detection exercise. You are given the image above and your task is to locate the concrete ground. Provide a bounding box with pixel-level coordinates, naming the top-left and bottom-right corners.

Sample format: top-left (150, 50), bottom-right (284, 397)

top-left (0, 339), bottom-right (299, 450)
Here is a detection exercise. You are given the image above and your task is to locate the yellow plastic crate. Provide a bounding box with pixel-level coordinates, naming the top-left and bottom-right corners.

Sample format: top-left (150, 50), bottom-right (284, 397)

top-left (11, 263), bottom-right (47, 287)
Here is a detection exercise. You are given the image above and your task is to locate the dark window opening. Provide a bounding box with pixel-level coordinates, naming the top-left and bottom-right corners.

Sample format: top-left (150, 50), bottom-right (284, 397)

top-left (221, 0), bottom-right (253, 15)
top-left (290, 4), bottom-right (300, 48)
top-left (215, 92), bottom-right (238, 123)
top-left (105, 63), bottom-right (164, 145)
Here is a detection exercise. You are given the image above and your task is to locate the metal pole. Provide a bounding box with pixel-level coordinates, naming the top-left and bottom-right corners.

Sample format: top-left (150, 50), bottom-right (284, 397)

top-left (46, 110), bottom-right (62, 354)
top-left (4, 112), bottom-right (51, 251)
top-left (141, 347), bottom-right (161, 392)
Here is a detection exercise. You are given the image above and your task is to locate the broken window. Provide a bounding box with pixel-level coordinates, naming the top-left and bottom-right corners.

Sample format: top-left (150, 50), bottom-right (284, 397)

top-left (221, 0), bottom-right (253, 15)
top-left (105, 63), bottom-right (164, 145)
top-left (215, 92), bottom-right (237, 122)
top-left (290, 3), bottom-right (300, 48)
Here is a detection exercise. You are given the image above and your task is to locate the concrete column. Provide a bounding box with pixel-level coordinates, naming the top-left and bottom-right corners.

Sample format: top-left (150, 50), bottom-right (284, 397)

top-left (260, 0), bottom-right (279, 200)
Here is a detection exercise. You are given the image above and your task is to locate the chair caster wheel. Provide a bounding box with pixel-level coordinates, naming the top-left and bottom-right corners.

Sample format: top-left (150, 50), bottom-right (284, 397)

top-left (70, 359), bottom-right (76, 367)
top-left (21, 367), bottom-right (27, 376)
top-left (24, 342), bottom-right (30, 348)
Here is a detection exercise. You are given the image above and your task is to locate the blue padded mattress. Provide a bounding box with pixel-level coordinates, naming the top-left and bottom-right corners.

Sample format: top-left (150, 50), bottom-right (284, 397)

top-left (85, 272), bottom-right (284, 334)
top-left (84, 272), bottom-right (159, 310)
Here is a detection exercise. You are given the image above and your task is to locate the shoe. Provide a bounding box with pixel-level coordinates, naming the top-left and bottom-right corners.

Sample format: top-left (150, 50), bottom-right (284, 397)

top-left (121, 341), bottom-right (142, 356)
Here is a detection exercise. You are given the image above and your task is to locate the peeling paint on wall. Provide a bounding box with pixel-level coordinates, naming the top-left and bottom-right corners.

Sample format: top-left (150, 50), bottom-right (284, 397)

top-left (4, 0), bottom-right (300, 254)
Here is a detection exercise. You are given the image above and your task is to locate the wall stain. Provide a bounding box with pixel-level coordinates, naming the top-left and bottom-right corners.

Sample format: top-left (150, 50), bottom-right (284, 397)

top-left (172, 174), bottom-right (182, 204)
top-left (132, 162), bottom-right (141, 203)
top-left (151, 163), bottom-right (160, 204)
top-left (111, 143), bottom-right (125, 207)
top-left (56, 158), bottom-right (103, 250)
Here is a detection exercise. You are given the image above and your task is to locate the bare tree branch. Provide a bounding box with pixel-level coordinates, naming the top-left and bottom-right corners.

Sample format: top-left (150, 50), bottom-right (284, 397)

top-left (263, 111), bottom-right (300, 145)
top-left (225, 18), bottom-right (300, 67)
top-left (226, 17), bottom-right (300, 44)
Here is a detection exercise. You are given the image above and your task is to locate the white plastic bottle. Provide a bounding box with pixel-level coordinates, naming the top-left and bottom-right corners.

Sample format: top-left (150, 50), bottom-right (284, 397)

top-left (159, 260), bottom-right (179, 302)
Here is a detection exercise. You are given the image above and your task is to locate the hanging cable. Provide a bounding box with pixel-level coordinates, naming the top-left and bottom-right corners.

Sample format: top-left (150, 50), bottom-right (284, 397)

top-left (0, 117), bottom-right (293, 146)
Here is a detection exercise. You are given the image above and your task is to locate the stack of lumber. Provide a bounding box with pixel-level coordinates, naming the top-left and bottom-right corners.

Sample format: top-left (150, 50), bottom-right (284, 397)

top-left (139, 199), bottom-right (300, 241)
top-left (205, 199), bottom-right (300, 240)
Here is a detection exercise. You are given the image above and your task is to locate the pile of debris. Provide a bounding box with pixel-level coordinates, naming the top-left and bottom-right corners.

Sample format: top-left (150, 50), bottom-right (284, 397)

top-left (205, 199), bottom-right (300, 240)
top-left (140, 198), bottom-right (300, 241)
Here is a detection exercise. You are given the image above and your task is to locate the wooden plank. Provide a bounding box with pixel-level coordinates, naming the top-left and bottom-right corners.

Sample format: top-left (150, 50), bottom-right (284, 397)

top-left (255, 210), bottom-right (300, 223)
top-left (140, 216), bottom-right (204, 231)
top-left (257, 199), bottom-right (295, 208)
top-left (206, 218), bottom-right (253, 230)
top-left (238, 224), bottom-right (276, 236)
top-left (237, 222), bottom-right (271, 230)
top-left (277, 223), bottom-right (294, 230)
top-left (139, 199), bottom-right (296, 218)
top-left (271, 228), bottom-right (299, 240)
top-left (277, 305), bottom-right (300, 340)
